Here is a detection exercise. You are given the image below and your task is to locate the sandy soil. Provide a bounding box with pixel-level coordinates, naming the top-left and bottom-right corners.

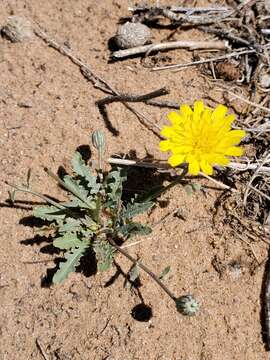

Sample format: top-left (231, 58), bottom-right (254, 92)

top-left (0, 1), bottom-right (269, 359)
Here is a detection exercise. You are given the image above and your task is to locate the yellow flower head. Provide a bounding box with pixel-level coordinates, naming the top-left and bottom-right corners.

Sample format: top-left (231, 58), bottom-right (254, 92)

top-left (160, 100), bottom-right (246, 175)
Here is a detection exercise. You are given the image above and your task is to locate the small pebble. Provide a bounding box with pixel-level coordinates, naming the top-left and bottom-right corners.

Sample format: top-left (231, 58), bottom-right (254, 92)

top-left (259, 73), bottom-right (270, 88)
top-left (1, 16), bottom-right (33, 42)
top-left (114, 22), bottom-right (151, 49)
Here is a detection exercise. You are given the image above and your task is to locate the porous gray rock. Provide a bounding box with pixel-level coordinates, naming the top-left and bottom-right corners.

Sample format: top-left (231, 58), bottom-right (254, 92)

top-left (114, 22), bottom-right (151, 49)
top-left (1, 16), bottom-right (33, 42)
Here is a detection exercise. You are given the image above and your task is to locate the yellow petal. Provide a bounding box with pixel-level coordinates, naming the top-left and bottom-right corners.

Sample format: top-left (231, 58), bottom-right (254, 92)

top-left (206, 154), bottom-right (230, 166)
top-left (171, 144), bottom-right (193, 154)
top-left (168, 154), bottom-right (185, 167)
top-left (200, 160), bottom-right (213, 175)
top-left (167, 111), bottom-right (184, 126)
top-left (180, 104), bottom-right (193, 118)
top-left (211, 104), bottom-right (227, 122)
top-left (193, 100), bottom-right (204, 115)
top-left (224, 146), bottom-right (244, 156)
top-left (217, 130), bottom-right (246, 148)
top-left (160, 126), bottom-right (174, 138)
top-left (159, 140), bottom-right (171, 152)
top-left (188, 160), bottom-right (200, 175)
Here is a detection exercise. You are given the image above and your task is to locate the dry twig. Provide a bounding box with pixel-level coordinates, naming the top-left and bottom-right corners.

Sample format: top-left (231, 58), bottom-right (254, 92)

top-left (152, 49), bottom-right (255, 72)
top-left (112, 40), bottom-right (229, 60)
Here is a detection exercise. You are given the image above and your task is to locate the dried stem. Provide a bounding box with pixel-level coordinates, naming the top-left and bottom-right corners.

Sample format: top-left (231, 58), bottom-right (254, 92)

top-left (96, 87), bottom-right (169, 107)
top-left (152, 49), bottom-right (256, 72)
top-left (112, 40), bottom-right (229, 60)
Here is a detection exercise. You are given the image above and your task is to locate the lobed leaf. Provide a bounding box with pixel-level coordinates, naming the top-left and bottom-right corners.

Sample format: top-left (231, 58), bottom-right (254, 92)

top-left (63, 175), bottom-right (96, 209)
top-left (53, 233), bottom-right (86, 250)
top-left (105, 167), bottom-right (127, 203)
top-left (121, 200), bottom-right (154, 220)
top-left (52, 243), bottom-right (88, 283)
top-left (33, 205), bottom-right (66, 221)
top-left (93, 240), bottom-right (115, 272)
top-left (58, 217), bottom-right (82, 233)
top-left (72, 152), bottom-right (100, 193)
top-left (117, 222), bottom-right (152, 238)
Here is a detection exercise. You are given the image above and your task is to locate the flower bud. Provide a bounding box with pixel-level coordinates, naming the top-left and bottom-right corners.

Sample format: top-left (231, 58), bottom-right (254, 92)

top-left (175, 295), bottom-right (199, 316)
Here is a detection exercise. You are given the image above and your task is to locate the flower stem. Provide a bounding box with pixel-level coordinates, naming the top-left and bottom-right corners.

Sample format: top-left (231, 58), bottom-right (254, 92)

top-left (107, 237), bottom-right (177, 301)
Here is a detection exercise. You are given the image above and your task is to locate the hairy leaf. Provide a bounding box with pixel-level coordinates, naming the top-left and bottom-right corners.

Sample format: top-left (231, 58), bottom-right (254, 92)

top-left (105, 168), bottom-right (127, 202)
top-left (93, 241), bottom-right (115, 272)
top-left (53, 233), bottom-right (86, 250)
top-left (58, 217), bottom-right (82, 233)
top-left (117, 222), bottom-right (152, 238)
top-left (121, 200), bottom-right (154, 220)
top-left (53, 243), bottom-right (88, 283)
top-left (33, 205), bottom-right (66, 221)
top-left (72, 152), bottom-right (100, 193)
top-left (63, 175), bottom-right (96, 209)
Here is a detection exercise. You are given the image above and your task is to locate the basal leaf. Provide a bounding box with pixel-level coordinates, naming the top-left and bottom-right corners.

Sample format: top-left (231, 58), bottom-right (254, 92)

top-left (58, 217), bottom-right (82, 233)
top-left (105, 167), bottom-right (127, 202)
top-left (63, 175), bottom-right (96, 209)
top-left (93, 240), bottom-right (115, 272)
top-left (33, 205), bottom-right (66, 221)
top-left (53, 233), bottom-right (85, 250)
top-left (121, 200), bottom-right (154, 220)
top-left (117, 222), bottom-right (152, 238)
top-left (53, 243), bottom-right (88, 283)
top-left (72, 152), bottom-right (100, 194)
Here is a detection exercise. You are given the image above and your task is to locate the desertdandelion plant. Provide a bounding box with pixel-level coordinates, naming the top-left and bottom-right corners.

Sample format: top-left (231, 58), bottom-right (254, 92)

top-left (160, 100), bottom-right (246, 175)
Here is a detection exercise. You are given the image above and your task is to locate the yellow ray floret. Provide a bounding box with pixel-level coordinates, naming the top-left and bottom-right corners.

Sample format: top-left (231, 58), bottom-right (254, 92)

top-left (159, 100), bottom-right (246, 175)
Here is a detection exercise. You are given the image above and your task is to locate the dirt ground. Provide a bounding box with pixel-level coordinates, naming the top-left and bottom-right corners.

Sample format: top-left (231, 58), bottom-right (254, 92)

top-left (0, 1), bottom-right (269, 359)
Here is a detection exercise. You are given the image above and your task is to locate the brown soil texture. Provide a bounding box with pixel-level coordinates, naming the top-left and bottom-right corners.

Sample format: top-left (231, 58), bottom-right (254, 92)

top-left (0, 1), bottom-right (269, 359)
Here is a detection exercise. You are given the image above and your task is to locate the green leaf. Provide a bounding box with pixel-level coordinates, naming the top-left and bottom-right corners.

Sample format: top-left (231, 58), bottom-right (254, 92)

top-left (192, 183), bottom-right (202, 192)
top-left (53, 233), bottom-right (86, 250)
top-left (121, 200), bottom-right (154, 220)
top-left (33, 205), bottom-right (66, 221)
top-left (53, 244), bottom-right (88, 283)
top-left (63, 175), bottom-right (96, 209)
top-left (93, 241), bottom-right (115, 272)
top-left (117, 222), bottom-right (152, 238)
top-left (105, 168), bottom-right (127, 202)
top-left (58, 217), bottom-right (82, 233)
top-left (129, 263), bottom-right (140, 282)
top-left (184, 184), bottom-right (193, 196)
top-left (159, 266), bottom-right (171, 280)
top-left (72, 152), bottom-right (100, 193)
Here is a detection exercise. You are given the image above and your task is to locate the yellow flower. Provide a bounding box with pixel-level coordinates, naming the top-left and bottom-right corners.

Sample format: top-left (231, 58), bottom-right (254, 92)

top-left (159, 100), bottom-right (246, 175)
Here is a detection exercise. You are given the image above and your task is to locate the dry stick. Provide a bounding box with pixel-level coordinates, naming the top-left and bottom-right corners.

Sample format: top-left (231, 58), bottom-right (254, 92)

top-left (107, 237), bottom-right (176, 301)
top-left (249, 185), bottom-right (270, 202)
top-left (96, 87), bottom-right (169, 107)
top-left (36, 339), bottom-right (49, 360)
top-left (112, 40), bottom-right (229, 60)
top-left (160, 8), bottom-right (233, 25)
top-left (264, 253), bottom-right (270, 351)
top-left (243, 153), bottom-right (270, 206)
top-left (228, 162), bottom-right (270, 174)
top-left (216, 87), bottom-right (270, 114)
top-left (128, 5), bottom-right (230, 13)
top-left (108, 157), bottom-right (240, 191)
top-left (33, 24), bottom-right (160, 137)
top-left (152, 49), bottom-right (256, 72)
top-left (145, 99), bottom-right (179, 109)
top-left (108, 157), bottom-right (270, 175)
